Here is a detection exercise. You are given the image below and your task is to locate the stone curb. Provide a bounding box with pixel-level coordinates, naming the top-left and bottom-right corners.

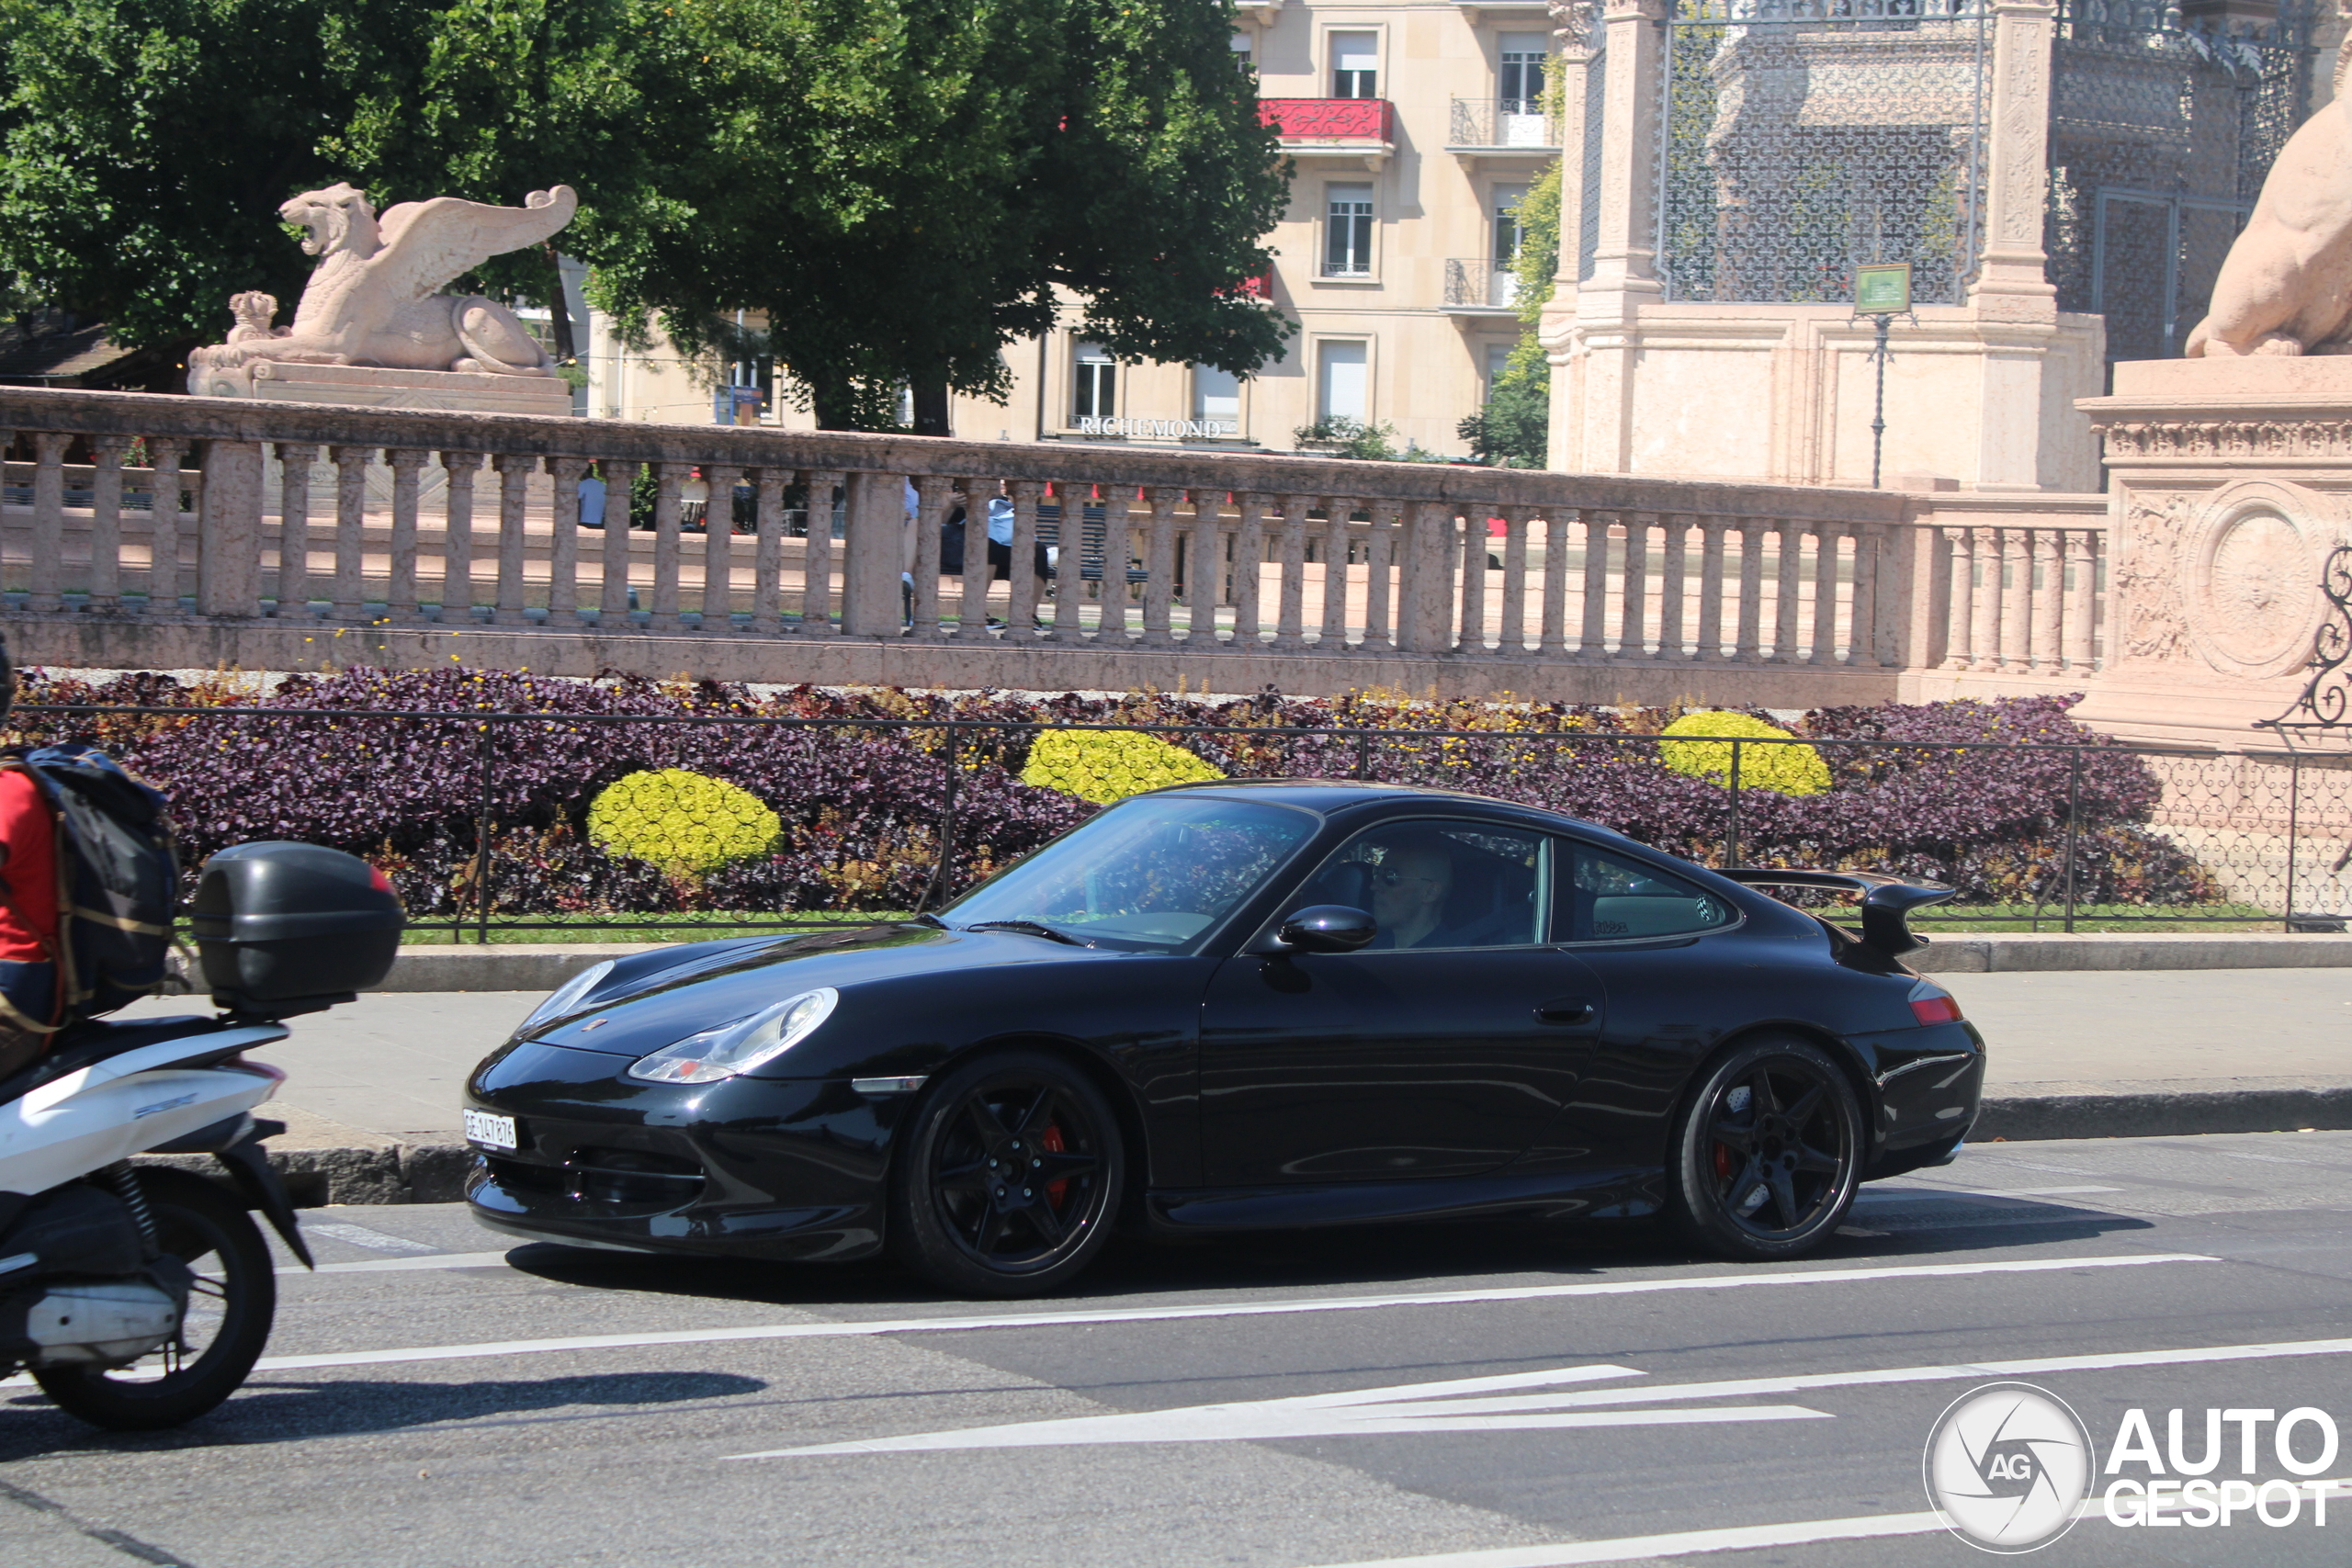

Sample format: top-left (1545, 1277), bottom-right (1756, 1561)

top-left (187, 1081), bottom-right (2352, 1205)
top-left (376, 931), bottom-right (2352, 996)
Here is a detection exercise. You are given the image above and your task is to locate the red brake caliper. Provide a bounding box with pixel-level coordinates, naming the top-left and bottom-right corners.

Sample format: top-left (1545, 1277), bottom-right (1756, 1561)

top-left (1040, 1123), bottom-right (1069, 1208)
top-left (1713, 1144), bottom-right (1732, 1184)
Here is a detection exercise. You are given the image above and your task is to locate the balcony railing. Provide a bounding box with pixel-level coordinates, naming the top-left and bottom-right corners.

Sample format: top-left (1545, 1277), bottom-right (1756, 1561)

top-left (1258, 98), bottom-right (1394, 144)
top-left (1443, 260), bottom-right (1522, 310)
top-left (1447, 97), bottom-right (1562, 150)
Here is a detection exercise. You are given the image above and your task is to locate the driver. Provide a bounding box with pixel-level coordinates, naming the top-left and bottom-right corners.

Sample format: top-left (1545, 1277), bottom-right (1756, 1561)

top-left (0, 634), bottom-right (61, 1076)
top-left (1368, 840), bottom-right (1453, 949)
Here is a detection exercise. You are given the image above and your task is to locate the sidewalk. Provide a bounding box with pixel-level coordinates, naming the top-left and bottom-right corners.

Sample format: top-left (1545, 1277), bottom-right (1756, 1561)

top-left (117, 965), bottom-right (2352, 1203)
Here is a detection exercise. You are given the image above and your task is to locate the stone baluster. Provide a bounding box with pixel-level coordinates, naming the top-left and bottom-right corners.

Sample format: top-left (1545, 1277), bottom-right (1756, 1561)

top-left (1580, 511), bottom-right (1612, 656)
top-left (196, 439), bottom-right (265, 618)
top-left (1655, 513), bottom-right (1687, 661)
top-left (601, 460), bottom-right (639, 627)
top-left (1187, 488), bottom-right (1225, 645)
top-left (956, 482), bottom-right (993, 639)
top-left (1456, 509), bottom-right (1488, 653)
top-left (1734, 520), bottom-right (1765, 663)
top-left (492, 454), bottom-right (533, 626)
top-left (1538, 512), bottom-right (1570, 656)
top-left (1999, 528), bottom-right (2031, 670)
top-left (27, 432), bottom-right (68, 614)
top-left (1770, 520), bottom-right (1804, 662)
top-left (1809, 522), bottom-right (1842, 663)
top-left (1695, 516), bottom-right (1728, 660)
top-left (1091, 485), bottom-right (1128, 641)
top-left (2064, 531), bottom-right (2098, 671)
top-left (1047, 484), bottom-right (1085, 642)
top-left (330, 446), bottom-right (369, 622)
top-left (1006, 479), bottom-right (1044, 632)
top-left (384, 448), bottom-right (426, 623)
top-left (1318, 497), bottom-right (1354, 649)
top-left (1141, 484), bottom-right (1182, 649)
top-left (1232, 493), bottom-right (1268, 646)
top-left (1498, 506), bottom-right (1532, 657)
top-left (752, 468), bottom-right (787, 634)
top-left (803, 470), bottom-right (842, 635)
top-left (437, 451), bottom-right (481, 625)
top-left (700, 464), bottom-right (742, 632)
top-left (274, 443), bottom-right (318, 618)
top-left (1618, 512), bottom-right (1650, 658)
top-left (146, 439), bottom-right (188, 614)
top-left (910, 475), bottom-right (951, 639)
top-left (1849, 525), bottom-right (1881, 667)
top-left (1273, 493), bottom-right (1311, 650)
top-left (2031, 529), bottom-right (2064, 671)
top-left (85, 436), bottom-right (127, 613)
top-left (546, 458), bottom-right (585, 626)
top-left (1971, 526), bottom-right (2003, 670)
top-left (1940, 527), bottom-right (1973, 667)
top-left (1362, 499), bottom-right (1399, 653)
top-left (648, 462), bottom-right (684, 627)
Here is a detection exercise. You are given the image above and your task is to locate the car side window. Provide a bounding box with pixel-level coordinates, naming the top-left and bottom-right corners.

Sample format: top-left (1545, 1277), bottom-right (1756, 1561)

top-left (1551, 842), bottom-right (1736, 943)
top-left (1300, 820), bottom-right (1548, 951)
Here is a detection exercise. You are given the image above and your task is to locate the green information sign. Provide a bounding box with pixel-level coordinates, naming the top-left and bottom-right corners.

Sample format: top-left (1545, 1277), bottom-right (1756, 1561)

top-left (1854, 262), bottom-right (1912, 315)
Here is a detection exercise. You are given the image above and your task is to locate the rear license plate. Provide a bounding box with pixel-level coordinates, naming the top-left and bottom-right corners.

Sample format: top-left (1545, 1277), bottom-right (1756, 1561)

top-left (464, 1109), bottom-right (518, 1150)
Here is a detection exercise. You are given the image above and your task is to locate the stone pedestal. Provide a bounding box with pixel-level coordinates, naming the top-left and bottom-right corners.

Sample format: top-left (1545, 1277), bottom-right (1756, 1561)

top-left (196, 361), bottom-right (574, 510)
top-left (2074, 357), bottom-right (2352, 750)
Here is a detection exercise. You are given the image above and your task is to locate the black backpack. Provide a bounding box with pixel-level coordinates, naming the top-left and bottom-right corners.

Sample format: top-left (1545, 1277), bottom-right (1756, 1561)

top-left (4, 744), bottom-right (178, 1025)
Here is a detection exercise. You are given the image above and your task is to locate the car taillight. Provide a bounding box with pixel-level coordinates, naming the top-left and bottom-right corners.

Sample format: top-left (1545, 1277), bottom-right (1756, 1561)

top-left (1908, 979), bottom-right (1963, 1026)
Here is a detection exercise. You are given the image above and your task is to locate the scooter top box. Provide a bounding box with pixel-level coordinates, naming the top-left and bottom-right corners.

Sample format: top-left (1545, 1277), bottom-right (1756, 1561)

top-left (187, 842), bottom-right (404, 1016)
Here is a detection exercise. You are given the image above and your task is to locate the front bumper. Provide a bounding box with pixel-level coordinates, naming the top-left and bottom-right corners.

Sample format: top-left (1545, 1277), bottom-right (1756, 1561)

top-left (463, 1039), bottom-right (914, 1262)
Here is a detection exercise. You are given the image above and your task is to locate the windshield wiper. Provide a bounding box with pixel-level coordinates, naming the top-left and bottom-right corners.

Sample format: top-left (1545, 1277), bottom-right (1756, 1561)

top-left (961, 919), bottom-right (1092, 947)
top-left (911, 912), bottom-right (948, 929)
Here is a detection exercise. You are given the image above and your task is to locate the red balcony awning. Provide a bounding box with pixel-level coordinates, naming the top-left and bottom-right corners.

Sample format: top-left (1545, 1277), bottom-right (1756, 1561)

top-left (1257, 98), bottom-right (1393, 142)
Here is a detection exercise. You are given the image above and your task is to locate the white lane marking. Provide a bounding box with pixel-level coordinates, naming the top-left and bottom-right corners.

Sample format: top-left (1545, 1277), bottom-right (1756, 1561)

top-left (729, 1366), bottom-right (1831, 1458)
top-left (300, 1222), bottom-right (443, 1257)
top-left (1300, 1509), bottom-right (1951, 1567)
top-left (284, 1251), bottom-right (517, 1277)
top-left (1854, 1184), bottom-right (2121, 1201)
top-left (227, 1251), bottom-right (2214, 1374)
top-left (731, 1332), bottom-right (2352, 1461)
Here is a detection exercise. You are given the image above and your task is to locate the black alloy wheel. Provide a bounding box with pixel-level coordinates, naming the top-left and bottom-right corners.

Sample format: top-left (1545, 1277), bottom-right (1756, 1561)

top-left (890, 1049), bottom-right (1124, 1298)
top-left (33, 1169), bottom-right (277, 1430)
top-left (1666, 1036), bottom-right (1862, 1261)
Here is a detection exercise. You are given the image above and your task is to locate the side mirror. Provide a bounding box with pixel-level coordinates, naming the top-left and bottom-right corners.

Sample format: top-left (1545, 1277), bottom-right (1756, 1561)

top-left (1275, 905), bottom-right (1377, 953)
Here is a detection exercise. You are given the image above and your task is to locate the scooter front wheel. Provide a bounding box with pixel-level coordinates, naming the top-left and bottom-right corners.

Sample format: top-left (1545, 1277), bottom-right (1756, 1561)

top-left (34, 1168), bottom-right (277, 1430)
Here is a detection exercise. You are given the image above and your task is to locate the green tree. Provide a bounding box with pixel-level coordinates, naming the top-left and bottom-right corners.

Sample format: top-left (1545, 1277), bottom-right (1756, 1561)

top-left (0, 0), bottom-right (639, 352)
top-left (593, 0), bottom-right (1294, 430)
top-left (1459, 149), bottom-right (1560, 468)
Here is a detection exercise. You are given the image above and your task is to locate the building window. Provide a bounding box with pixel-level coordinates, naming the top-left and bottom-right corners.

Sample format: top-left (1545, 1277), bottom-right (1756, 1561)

top-left (1499, 34), bottom-right (1547, 114)
top-left (1194, 365), bottom-right (1241, 423)
top-left (1231, 31), bottom-right (1252, 73)
top-left (1324, 184), bottom-right (1374, 276)
top-left (1317, 341), bottom-right (1368, 424)
top-left (1485, 342), bottom-right (1515, 400)
top-left (1330, 32), bottom-right (1378, 98)
top-left (1072, 343), bottom-right (1115, 421)
top-left (1492, 185), bottom-right (1528, 268)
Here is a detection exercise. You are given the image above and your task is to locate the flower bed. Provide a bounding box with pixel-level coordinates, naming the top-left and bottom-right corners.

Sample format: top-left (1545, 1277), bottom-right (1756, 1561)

top-left (6, 668), bottom-right (2219, 919)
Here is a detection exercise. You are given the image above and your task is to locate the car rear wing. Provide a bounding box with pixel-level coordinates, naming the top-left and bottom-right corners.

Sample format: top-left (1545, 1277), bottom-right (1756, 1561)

top-left (1718, 869), bottom-right (1954, 959)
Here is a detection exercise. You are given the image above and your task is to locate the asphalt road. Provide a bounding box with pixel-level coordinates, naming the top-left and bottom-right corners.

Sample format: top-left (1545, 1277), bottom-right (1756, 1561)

top-left (7, 1130), bottom-right (2352, 1567)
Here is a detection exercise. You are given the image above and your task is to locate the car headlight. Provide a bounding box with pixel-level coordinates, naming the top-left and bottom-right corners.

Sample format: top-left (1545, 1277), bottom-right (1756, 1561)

top-left (518, 959), bottom-right (616, 1036)
top-left (626, 988), bottom-right (839, 1084)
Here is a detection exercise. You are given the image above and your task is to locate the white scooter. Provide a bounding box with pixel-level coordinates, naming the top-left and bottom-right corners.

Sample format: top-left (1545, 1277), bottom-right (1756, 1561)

top-left (0, 841), bottom-right (402, 1429)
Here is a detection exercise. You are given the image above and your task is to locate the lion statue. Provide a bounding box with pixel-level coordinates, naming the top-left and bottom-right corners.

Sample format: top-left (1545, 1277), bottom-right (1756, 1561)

top-left (187, 182), bottom-right (577, 389)
top-left (2186, 36), bottom-right (2352, 357)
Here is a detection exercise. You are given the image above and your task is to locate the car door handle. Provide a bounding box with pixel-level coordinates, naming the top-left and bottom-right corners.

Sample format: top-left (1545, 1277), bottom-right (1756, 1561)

top-left (1535, 998), bottom-right (1596, 1025)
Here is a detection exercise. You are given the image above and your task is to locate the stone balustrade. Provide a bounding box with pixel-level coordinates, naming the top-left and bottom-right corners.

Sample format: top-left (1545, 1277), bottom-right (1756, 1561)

top-left (0, 386), bottom-right (2106, 704)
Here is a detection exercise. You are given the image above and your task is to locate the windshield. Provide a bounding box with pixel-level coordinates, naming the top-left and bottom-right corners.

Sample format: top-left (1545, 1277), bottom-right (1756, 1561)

top-left (944, 795), bottom-right (1316, 951)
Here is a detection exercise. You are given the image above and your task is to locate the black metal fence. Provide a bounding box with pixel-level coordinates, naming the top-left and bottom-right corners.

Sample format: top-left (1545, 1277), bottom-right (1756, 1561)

top-left (12, 705), bottom-right (2349, 942)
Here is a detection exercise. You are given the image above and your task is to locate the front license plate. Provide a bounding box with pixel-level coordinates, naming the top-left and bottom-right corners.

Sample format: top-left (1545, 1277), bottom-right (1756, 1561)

top-left (464, 1109), bottom-right (518, 1150)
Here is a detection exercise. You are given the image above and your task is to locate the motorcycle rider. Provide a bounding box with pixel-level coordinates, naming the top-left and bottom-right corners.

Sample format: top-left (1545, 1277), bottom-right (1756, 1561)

top-left (0, 634), bottom-right (62, 1077)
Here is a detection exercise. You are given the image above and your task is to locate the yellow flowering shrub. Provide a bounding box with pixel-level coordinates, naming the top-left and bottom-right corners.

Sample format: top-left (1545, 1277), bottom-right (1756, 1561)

top-left (587, 769), bottom-right (783, 875)
top-left (1019, 729), bottom-right (1223, 805)
top-left (1658, 711), bottom-right (1831, 796)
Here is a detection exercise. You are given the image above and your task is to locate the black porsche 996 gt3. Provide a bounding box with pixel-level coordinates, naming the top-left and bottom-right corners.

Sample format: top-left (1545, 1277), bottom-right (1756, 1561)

top-left (463, 781), bottom-right (1984, 1297)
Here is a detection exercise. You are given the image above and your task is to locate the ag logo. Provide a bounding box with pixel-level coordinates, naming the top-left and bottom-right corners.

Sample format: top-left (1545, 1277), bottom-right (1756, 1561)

top-left (1923, 1382), bottom-right (2096, 1553)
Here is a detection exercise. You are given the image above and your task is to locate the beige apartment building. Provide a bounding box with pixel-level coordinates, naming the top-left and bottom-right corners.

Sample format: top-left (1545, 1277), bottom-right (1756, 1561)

top-left (582, 1), bottom-right (1563, 457)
